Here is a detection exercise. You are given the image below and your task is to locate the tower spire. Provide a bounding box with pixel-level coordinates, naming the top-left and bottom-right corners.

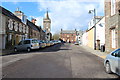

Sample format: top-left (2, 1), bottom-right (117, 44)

top-left (46, 8), bottom-right (49, 19)
top-left (16, 7), bottom-right (19, 11)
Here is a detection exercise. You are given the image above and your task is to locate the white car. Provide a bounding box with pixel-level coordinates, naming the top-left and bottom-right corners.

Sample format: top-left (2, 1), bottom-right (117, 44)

top-left (14, 39), bottom-right (39, 52)
top-left (104, 48), bottom-right (120, 76)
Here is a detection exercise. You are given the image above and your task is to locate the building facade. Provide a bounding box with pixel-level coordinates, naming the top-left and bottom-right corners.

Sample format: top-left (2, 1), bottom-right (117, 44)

top-left (76, 30), bottom-right (83, 44)
top-left (43, 10), bottom-right (51, 41)
top-left (82, 16), bottom-right (105, 50)
top-left (0, 6), bottom-right (28, 49)
top-left (14, 9), bottom-right (43, 41)
top-left (105, 0), bottom-right (120, 52)
top-left (82, 31), bottom-right (88, 46)
top-left (60, 29), bottom-right (77, 43)
top-left (96, 17), bottom-right (105, 50)
top-left (0, 6), bottom-right (46, 49)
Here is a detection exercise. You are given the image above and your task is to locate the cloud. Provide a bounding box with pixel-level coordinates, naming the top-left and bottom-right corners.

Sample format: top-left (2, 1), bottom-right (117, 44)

top-left (36, 0), bottom-right (104, 34)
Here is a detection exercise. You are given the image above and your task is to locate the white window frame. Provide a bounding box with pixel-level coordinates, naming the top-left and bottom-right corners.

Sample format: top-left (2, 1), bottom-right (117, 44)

top-left (111, 0), bottom-right (116, 16)
top-left (111, 29), bottom-right (116, 48)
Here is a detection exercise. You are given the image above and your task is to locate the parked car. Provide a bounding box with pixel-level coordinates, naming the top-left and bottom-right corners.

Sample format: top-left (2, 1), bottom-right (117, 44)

top-left (104, 48), bottom-right (120, 76)
top-left (57, 40), bottom-right (61, 43)
top-left (74, 42), bottom-right (79, 45)
top-left (14, 39), bottom-right (39, 52)
top-left (52, 40), bottom-right (58, 44)
top-left (45, 41), bottom-right (51, 47)
top-left (49, 41), bottom-right (54, 46)
top-left (38, 40), bottom-right (46, 48)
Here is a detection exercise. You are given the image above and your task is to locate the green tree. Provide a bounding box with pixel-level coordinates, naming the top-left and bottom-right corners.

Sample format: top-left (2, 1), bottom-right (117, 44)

top-left (53, 33), bottom-right (60, 40)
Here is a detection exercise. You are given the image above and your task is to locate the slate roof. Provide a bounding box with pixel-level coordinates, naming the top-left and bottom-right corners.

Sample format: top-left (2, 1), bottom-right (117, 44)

top-left (0, 6), bottom-right (22, 22)
top-left (26, 20), bottom-right (40, 32)
top-left (0, 6), bottom-right (42, 32)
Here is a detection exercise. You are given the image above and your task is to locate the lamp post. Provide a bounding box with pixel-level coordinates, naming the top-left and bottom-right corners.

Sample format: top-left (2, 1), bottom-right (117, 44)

top-left (89, 8), bottom-right (96, 50)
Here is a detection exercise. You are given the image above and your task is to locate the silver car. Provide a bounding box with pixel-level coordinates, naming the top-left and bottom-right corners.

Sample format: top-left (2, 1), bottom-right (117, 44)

top-left (104, 48), bottom-right (120, 76)
top-left (14, 39), bottom-right (39, 52)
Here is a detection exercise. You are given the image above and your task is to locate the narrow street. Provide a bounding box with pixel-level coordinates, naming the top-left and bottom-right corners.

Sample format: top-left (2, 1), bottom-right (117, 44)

top-left (2, 43), bottom-right (119, 78)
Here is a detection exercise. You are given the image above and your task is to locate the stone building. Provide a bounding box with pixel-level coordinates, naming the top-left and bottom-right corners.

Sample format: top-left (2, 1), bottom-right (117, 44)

top-left (0, 6), bottom-right (28, 49)
top-left (105, 0), bottom-right (120, 52)
top-left (43, 10), bottom-right (52, 41)
top-left (39, 26), bottom-right (46, 41)
top-left (14, 8), bottom-right (46, 41)
top-left (26, 19), bottom-right (41, 40)
top-left (0, 6), bottom-right (46, 49)
top-left (60, 29), bottom-right (77, 43)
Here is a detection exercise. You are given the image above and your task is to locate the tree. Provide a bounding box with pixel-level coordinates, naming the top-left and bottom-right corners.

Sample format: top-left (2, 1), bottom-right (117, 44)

top-left (53, 33), bottom-right (60, 40)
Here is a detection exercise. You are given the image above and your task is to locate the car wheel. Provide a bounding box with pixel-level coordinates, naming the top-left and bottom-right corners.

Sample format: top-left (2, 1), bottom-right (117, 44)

top-left (27, 47), bottom-right (31, 52)
top-left (14, 48), bottom-right (17, 52)
top-left (105, 62), bottom-right (112, 74)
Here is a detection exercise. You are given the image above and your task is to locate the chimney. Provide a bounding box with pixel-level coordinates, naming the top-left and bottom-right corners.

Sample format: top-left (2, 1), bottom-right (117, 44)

top-left (31, 18), bottom-right (36, 24)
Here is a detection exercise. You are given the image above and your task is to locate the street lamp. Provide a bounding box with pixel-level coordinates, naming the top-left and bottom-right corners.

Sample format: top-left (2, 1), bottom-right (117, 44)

top-left (89, 8), bottom-right (96, 50)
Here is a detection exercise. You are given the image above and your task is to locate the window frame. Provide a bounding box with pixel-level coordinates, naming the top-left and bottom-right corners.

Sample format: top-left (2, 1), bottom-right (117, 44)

top-left (111, 0), bottom-right (116, 16)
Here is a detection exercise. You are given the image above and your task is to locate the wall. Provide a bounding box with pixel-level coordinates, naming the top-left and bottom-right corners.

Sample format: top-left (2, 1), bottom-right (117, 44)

top-left (87, 28), bottom-right (94, 49)
top-left (96, 17), bottom-right (105, 47)
top-left (0, 14), bottom-right (6, 49)
top-left (105, 0), bottom-right (120, 52)
top-left (82, 32), bottom-right (88, 46)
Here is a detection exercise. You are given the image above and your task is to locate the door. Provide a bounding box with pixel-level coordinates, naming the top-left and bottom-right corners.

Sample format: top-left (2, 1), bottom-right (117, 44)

top-left (17, 41), bottom-right (23, 50)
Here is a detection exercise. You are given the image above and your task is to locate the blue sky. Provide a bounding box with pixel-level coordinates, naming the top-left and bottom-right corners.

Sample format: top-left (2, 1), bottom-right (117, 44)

top-left (1, 0), bottom-right (104, 34)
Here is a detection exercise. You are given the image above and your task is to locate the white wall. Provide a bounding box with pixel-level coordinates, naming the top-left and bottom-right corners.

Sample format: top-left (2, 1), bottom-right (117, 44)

top-left (82, 32), bottom-right (88, 46)
top-left (96, 17), bottom-right (105, 47)
top-left (0, 14), bottom-right (6, 49)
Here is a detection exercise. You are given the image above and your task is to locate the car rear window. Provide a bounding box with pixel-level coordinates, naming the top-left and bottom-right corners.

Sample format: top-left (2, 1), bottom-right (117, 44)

top-left (32, 40), bottom-right (38, 43)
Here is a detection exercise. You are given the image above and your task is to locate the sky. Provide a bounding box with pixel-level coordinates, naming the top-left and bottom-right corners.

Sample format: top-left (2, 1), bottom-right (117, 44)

top-left (1, 0), bottom-right (104, 34)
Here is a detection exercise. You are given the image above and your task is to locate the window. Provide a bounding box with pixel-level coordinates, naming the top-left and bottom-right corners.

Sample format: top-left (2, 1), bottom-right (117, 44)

top-left (18, 41), bottom-right (22, 45)
top-left (32, 40), bottom-right (38, 43)
top-left (118, 50), bottom-right (120, 57)
top-left (111, 29), bottom-right (116, 48)
top-left (111, 49), bottom-right (120, 57)
top-left (111, 0), bottom-right (116, 16)
top-left (24, 40), bottom-right (30, 44)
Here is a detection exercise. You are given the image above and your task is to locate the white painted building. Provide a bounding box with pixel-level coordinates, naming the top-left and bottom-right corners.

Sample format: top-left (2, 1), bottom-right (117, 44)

top-left (88, 16), bottom-right (103, 30)
top-left (96, 17), bottom-right (105, 49)
top-left (82, 16), bottom-right (105, 50)
top-left (82, 31), bottom-right (88, 46)
top-left (76, 30), bottom-right (83, 44)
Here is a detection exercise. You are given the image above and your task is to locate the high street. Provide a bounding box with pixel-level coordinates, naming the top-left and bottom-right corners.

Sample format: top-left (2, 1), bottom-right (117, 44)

top-left (2, 43), bottom-right (119, 78)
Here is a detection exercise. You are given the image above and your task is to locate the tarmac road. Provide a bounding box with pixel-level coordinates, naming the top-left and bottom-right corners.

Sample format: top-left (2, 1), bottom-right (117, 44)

top-left (2, 43), bottom-right (119, 78)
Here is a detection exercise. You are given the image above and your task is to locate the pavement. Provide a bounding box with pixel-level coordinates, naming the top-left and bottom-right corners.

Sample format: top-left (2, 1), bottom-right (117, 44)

top-left (80, 45), bottom-right (109, 59)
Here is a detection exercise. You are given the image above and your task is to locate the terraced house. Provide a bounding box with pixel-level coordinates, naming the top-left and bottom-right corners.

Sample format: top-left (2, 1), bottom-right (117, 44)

top-left (0, 6), bottom-right (28, 49)
top-left (105, 0), bottom-right (120, 52)
top-left (0, 6), bottom-right (45, 49)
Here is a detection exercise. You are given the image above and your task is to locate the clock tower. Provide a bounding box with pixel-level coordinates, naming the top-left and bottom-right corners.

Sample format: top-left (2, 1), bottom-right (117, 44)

top-left (43, 10), bottom-right (51, 41)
